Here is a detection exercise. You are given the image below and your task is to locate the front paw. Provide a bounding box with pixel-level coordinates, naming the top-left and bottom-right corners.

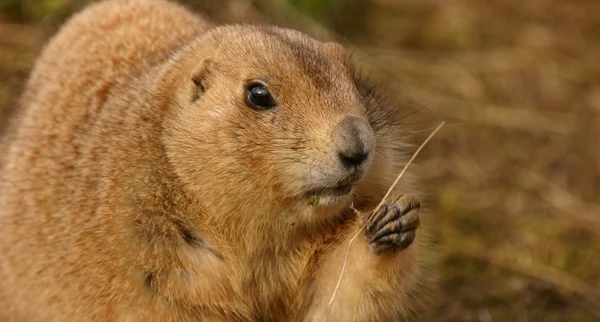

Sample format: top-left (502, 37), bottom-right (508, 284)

top-left (364, 194), bottom-right (421, 255)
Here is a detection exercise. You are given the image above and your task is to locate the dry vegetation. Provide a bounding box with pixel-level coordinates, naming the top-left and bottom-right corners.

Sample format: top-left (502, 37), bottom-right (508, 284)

top-left (1, 0), bottom-right (599, 320)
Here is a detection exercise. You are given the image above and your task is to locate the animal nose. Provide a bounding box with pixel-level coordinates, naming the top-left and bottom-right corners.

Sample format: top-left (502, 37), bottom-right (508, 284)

top-left (333, 116), bottom-right (375, 168)
top-left (339, 151), bottom-right (368, 167)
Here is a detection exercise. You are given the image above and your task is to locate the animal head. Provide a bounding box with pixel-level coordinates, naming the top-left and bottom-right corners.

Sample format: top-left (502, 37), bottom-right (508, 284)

top-left (163, 25), bottom-right (406, 219)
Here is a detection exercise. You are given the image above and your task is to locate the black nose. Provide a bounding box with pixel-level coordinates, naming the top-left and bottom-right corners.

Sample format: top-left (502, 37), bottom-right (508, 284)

top-left (339, 151), bottom-right (369, 167)
top-left (333, 116), bottom-right (375, 168)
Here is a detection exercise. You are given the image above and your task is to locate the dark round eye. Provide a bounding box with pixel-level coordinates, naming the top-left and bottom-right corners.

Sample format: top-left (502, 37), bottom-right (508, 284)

top-left (245, 82), bottom-right (277, 110)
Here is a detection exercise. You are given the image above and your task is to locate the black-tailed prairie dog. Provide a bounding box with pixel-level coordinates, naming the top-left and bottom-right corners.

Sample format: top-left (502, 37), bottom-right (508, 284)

top-left (0, 0), bottom-right (431, 321)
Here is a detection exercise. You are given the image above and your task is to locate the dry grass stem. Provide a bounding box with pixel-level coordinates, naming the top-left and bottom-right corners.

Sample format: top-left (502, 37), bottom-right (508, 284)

top-left (327, 121), bottom-right (446, 306)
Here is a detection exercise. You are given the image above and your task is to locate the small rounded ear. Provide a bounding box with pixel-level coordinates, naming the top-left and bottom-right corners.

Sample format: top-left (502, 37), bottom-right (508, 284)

top-left (191, 59), bottom-right (213, 101)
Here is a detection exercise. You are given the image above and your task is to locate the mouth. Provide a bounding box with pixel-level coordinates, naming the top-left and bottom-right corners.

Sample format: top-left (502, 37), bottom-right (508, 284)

top-left (306, 183), bottom-right (353, 207)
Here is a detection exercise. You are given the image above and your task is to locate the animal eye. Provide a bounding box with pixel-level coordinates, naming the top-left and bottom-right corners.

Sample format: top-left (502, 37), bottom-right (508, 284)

top-left (245, 82), bottom-right (277, 110)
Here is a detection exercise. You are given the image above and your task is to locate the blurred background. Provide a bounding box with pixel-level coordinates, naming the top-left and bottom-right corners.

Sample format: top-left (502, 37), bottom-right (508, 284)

top-left (1, 0), bottom-right (599, 320)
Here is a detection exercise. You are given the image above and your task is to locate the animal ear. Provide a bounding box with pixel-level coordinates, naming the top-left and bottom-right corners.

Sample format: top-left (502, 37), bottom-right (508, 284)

top-left (191, 59), bottom-right (213, 101)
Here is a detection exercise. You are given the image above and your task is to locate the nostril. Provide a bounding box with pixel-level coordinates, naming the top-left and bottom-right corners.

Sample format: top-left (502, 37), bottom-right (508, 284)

top-left (339, 151), bottom-right (369, 167)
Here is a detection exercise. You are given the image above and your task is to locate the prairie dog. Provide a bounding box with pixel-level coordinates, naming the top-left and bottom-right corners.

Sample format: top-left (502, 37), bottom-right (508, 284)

top-left (0, 0), bottom-right (429, 321)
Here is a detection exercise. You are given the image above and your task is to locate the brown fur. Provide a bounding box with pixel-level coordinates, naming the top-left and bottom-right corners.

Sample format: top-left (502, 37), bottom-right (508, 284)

top-left (0, 0), bottom-right (431, 321)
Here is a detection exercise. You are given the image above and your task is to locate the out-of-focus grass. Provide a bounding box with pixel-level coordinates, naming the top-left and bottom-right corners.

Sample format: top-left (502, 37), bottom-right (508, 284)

top-left (1, 0), bottom-right (599, 321)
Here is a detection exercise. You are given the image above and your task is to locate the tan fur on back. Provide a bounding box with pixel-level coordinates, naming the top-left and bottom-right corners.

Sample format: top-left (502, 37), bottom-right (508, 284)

top-left (0, 0), bottom-right (431, 321)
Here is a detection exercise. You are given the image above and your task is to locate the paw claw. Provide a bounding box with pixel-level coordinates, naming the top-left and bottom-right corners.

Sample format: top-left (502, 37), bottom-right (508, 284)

top-left (363, 194), bottom-right (421, 255)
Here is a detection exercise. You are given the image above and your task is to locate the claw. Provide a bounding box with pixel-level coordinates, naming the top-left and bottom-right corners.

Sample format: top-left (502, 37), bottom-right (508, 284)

top-left (364, 194), bottom-right (421, 255)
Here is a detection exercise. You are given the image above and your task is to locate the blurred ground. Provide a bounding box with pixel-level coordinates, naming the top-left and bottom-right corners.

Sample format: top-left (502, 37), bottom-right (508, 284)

top-left (1, 0), bottom-right (599, 321)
